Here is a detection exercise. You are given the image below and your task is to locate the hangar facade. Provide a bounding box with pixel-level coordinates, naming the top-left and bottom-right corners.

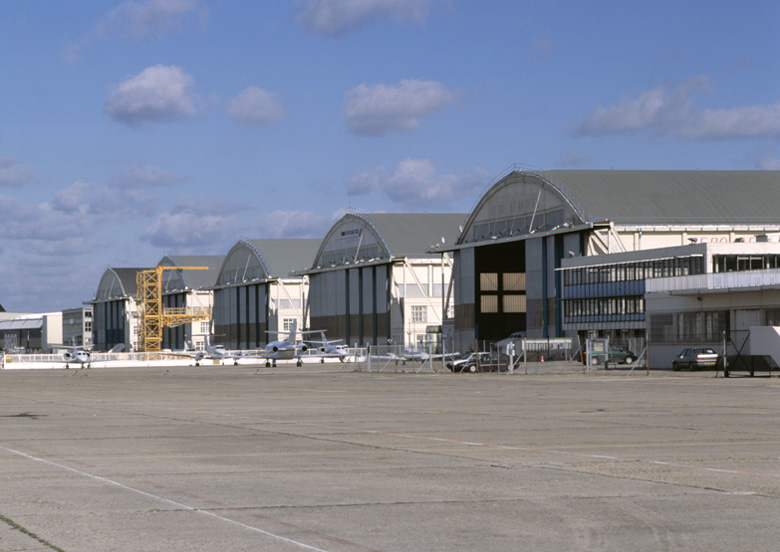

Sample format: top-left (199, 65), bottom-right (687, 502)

top-left (92, 256), bottom-right (223, 352)
top-left (212, 239), bottom-right (320, 350)
top-left (302, 212), bottom-right (463, 350)
top-left (92, 267), bottom-right (148, 351)
top-left (158, 255), bottom-right (223, 351)
top-left (447, 169), bottom-right (780, 353)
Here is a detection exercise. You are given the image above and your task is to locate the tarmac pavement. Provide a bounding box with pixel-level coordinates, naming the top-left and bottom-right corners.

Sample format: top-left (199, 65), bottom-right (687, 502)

top-left (1, 362), bottom-right (779, 551)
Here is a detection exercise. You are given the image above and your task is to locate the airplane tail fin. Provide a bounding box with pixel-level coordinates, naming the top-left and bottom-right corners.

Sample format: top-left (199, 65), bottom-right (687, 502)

top-left (290, 319), bottom-right (297, 343)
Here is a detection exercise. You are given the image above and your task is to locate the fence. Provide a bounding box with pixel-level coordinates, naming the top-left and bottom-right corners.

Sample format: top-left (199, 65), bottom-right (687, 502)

top-left (365, 344), bottom-right (435, 373)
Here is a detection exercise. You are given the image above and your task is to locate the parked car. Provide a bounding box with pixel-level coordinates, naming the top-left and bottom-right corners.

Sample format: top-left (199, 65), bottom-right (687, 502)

top-left (582, 344), bottom-right (637, 366)
top-left (672, 348), bottom-right (720, 371)
top-left (448, 352), bottom-right (511, 373)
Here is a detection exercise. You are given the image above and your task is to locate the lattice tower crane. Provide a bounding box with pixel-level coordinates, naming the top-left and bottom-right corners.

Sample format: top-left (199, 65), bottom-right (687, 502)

top-left (136, 266), bottom-right (212, 352)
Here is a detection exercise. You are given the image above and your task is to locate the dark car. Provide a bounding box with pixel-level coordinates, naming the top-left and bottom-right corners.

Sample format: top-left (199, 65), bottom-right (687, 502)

top-left (672, 348), bottom-right (720, 371)
top-left (583, 344), bottom-right (637, 366)
top-left (448, 352), bottom-right (511, 373)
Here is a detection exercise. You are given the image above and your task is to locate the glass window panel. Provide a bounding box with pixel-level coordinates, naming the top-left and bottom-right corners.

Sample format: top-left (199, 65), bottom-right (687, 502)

top-left (503, 295), bottom-right (526, 313)
top-left (503, 273), bottom-right (526, 291)
top-left (481, 295), bottom-right (498, 313)
top-left (480, 273), bottom-right (498, 291)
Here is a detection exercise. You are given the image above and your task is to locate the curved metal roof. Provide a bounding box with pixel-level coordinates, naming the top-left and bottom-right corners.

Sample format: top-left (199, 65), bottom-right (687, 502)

top-left (312, 212), bottom-right (465, 269)
top-left (158, 255), bottom-right (224, 289)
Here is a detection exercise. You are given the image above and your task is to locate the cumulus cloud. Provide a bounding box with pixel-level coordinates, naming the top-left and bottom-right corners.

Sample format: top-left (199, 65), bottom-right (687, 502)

top-left (758, 157), bottom-right (780, 170)
top-left (0, 156), bottom-right (35, 188)
top-left (227, 87), bottom-right (285, 125)
top-left (297, 0), bottom-right (431, 36)
top-left (110, 163), bottom-right (188, 188)
top-left (104, 65), bottom-right (199, 126)
top-left (346, 158), bottom-right (489, 208)
top-left (576, 75), bottom-right (780, 140)
top-left (253, 210), bottom-right (332, 239)
top-left (49, 180), bottom-right (158, 219)
top-left (64, 0), bottom-right (208, 64)
top-left (344, 79), bottom-right (454, 136)
top-left (140, 195), bottom-right (252, 250)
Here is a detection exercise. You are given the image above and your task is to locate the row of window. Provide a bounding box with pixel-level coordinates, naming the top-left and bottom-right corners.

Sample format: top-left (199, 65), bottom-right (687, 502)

top-left (648, 311), bottom-right (728, 343)
top-left (711, 255), bottom-right (780, 273)
top-left (563, 257), bottom-right (704, 286)
top-left (480, 273), bottom-right (526, 292)
top-left (480, 294), bottom-right (527, 314)
top-left (471, 209), bottom-right (564, 241)
top-left (563, 297), bottom-right (644, 320)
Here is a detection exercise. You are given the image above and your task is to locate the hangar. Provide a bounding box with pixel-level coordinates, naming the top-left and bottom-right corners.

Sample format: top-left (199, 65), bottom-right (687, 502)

top-left (302, 212), bottom-right (464, 350)
top-left (446, 169), bottom-right (780, 353)
top-left (92, 267), bottom-right (148, 351)
top-left (212, 239), bottom-right (320, 350)
top-left (157, 255), bottom-right (223, 351)
top-left (92, 256), bottom-right (223, 352)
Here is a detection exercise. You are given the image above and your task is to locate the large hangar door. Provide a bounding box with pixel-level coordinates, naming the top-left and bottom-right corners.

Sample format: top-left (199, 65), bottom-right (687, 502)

top-left (475, 241), bottom-right (526, 342)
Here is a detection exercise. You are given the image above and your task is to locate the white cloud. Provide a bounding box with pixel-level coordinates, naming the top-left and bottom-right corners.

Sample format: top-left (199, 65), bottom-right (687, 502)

top-left (49, 180), bottom-right (157, 219)
top-left (104, 65), bottom-right (199, 126)
top-left (64, 0), bottom-right (208, 64)
top-left (679, 102), bottom-right (780, 140)
top-left (140, 195), bottom-right (252, 250)
top-left (227, 87), bottom-right (285, 125)
top-left (110, 163), bottom-right (188, 188)
top-left (346, 158), bottom-right (489, 208)
top-left (758, 157), bottom-right (780, 170)
top-left (344, 79), bottom-right (454, 136)
top-left (297, 0), bottom-right (431, 36)
top-left (0, 156), bottom-right (35, 188)
top-left (253, 210), bottom-right (332, 239)
top-left (576, 76), bottom-right (780, 141)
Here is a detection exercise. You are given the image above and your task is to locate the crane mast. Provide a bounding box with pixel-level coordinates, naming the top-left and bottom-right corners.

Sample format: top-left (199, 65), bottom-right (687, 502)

top-left (136, 266), bottom-right (212, 352)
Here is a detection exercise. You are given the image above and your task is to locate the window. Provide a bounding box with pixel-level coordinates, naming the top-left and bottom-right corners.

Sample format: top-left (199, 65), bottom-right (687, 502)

top-left (503, 295), bottom-right (526, 313)
top-left (411, 306), bottom-right (427, 323)
top-left (283, 318), bottom-right (296, 332)
top-left (480, 273), bottom-right (498, 291)
top-left (200, 321), bottom-right (210, 333)
top-left (480, 295), bottom-right (498, 313)
top-left (84, 322), bottom-right (92, 332)
top-left (503, 273), bottom-right (526, 291)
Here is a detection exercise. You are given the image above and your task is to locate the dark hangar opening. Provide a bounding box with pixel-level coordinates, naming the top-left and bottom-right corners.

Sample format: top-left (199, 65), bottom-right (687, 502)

top-left (475, 240), bottom-right (526, 343)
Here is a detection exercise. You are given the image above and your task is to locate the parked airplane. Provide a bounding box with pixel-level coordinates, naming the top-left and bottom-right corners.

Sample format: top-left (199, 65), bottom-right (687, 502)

top-left (253, 319), bottom-right (309, 367)
top-left (171, 337), bottom-right (241, 366)
top-left (51, 339), bottom-right (103, 369)
top-left (302, 330), bottom-right (349, 363)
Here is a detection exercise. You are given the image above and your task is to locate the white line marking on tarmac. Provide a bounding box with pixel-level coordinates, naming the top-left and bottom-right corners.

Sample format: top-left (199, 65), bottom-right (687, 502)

top-left (0, 444), bottom-right (331, 552)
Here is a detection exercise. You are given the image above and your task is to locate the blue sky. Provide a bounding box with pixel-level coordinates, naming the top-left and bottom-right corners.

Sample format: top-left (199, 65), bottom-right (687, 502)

top-left (1, 0), bottom-right (779, 312)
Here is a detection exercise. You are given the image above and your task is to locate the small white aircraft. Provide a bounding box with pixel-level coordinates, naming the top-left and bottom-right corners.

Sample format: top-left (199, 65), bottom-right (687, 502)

top-left (301, 330), bottom-right (349, 363)
top-left (51, 339), bottom-right (102, 369)
top-left (171, 338), bottom-right (241, 366)
top-left (252, 319), bottom-right (309, 367)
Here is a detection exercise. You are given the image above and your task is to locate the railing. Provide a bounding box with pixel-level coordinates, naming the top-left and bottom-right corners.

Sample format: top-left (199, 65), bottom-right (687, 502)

top-left (646, 268), bottom-right (780, 293)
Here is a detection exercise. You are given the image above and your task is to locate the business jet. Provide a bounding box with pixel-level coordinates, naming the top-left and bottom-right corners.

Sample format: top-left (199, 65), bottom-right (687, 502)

top-left (250, 319), bottom-right (309, 367)
top-left (52, 339), bottom-right (113, 369)
top-left (301, 330), bottom-right (349, 363)
top-left (171, 338), bottom-right (241, 366)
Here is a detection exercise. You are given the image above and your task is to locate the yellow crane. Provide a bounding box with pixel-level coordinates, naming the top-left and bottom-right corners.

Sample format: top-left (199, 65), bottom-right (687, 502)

top-left (136, 266), bottom-right (212, 352)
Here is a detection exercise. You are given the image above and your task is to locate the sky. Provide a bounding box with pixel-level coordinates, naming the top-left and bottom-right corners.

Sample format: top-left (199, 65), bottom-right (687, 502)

top-left (1, 0), bottom-right (779, 312)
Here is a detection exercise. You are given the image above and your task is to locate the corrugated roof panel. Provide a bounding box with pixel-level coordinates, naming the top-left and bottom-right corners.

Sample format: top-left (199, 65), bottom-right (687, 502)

top-left (366, 213), bottom-right (467, 257)
top-left (245, 239), bottom-right (321, 278)
top-left (546, 170), bottom-right (780, 224)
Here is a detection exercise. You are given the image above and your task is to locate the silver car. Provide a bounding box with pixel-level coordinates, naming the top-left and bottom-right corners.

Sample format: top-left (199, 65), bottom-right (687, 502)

top-left (672, 347), bottom-right (720, 371)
